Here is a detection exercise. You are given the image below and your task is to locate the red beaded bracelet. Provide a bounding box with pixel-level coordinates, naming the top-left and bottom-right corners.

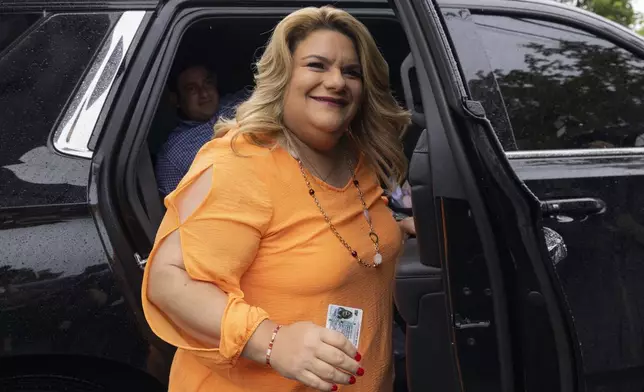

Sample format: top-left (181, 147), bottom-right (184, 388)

top-left (265, 324), bottom-right (282, 368)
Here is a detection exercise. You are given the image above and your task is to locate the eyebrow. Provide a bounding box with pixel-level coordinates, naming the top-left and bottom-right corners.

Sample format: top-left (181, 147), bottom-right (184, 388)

top-left (181, 82), bottom-right (200, 91)
top-left (303, 54), bottom-right (328, 62)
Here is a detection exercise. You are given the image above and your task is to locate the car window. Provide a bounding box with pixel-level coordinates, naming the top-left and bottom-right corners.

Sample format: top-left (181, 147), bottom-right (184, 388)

top-left (0, 13), bottom-right (119, 208)
top-left (0, 14), bottom-right (41, 53)
top-left (469, 15), bottom-right (644, 151)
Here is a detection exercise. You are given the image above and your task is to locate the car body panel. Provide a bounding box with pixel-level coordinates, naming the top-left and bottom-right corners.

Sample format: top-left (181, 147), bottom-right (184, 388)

top-left (0, 6), bottom-right (160, 383)
top-left (443, 3), bottom-right (644, 391)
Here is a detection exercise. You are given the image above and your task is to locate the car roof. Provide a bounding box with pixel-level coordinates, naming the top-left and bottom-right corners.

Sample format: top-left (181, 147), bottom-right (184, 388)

top-left (3, 0), bottom-right (562, 8)
top-left (0, 0), bottom-right (626, 35)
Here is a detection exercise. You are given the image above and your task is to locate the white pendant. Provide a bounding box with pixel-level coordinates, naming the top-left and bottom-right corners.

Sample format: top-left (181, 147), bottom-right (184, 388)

top-left (363, 209), bottom-right (372, 224)
top-left (374, 253), bottom-right (383, 266)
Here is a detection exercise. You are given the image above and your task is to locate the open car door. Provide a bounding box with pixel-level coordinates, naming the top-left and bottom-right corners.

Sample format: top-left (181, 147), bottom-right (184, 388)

top-left (389, 0), bottom-right (581, 391)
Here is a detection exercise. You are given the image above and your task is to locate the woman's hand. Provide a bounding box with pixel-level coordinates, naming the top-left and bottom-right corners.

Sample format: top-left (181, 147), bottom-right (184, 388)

top-left (270, 321), bottom-right (362, 391)
top-left (398, 216), bottom-right (416, 237)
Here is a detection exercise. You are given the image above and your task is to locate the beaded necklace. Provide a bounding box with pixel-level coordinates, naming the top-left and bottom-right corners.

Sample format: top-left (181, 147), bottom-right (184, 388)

top-left (294, 153), bottom-right (382, 268)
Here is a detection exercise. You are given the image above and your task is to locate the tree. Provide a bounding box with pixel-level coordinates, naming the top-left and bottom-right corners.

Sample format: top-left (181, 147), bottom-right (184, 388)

top-left (584, 0), bottom-right (636, 26)
top-left (557, 0), bottom-right (638, 28)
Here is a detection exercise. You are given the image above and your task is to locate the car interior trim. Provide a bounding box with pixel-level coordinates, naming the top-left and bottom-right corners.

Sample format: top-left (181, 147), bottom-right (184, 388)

top-left (53, 10), bottom-right (146, 159)
top-left (506, 147), bottom-right (644, 160)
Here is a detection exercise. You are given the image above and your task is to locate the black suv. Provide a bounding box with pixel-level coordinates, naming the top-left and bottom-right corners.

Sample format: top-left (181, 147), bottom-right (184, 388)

top-left (1, 0), bottom-right (643, 391)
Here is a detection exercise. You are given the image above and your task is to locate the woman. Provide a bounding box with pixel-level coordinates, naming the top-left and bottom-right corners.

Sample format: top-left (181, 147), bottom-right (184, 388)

top-left (143, 6), bottom-right (411, 391)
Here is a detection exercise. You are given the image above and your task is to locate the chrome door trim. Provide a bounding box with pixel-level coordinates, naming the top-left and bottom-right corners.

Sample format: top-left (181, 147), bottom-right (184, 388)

top-left (506, 147), bottom-right (644, 160)
top-left (53, 11), bottom-right (146, 159)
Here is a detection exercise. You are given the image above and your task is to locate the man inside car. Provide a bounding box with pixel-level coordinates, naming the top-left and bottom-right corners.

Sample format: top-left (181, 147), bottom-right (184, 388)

top-left (154, 61), bottom-right (247, 197)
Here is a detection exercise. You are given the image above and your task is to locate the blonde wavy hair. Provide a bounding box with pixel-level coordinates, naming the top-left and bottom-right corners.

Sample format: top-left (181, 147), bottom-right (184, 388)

top-left (214, 6), bottom-right (410, 187)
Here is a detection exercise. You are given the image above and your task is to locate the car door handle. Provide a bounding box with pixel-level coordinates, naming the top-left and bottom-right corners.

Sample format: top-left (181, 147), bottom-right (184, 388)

top-left (541, 197), bottom-right (606, 216)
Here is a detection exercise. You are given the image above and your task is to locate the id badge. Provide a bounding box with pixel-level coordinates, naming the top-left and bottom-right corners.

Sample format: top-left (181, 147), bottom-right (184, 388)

top-left (325, 304), bottom-right (363, 348)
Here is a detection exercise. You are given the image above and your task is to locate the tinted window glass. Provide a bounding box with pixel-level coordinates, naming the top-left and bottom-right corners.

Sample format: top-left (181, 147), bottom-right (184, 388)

top-left (472, 15), bottom-right (644, 151)
top-left (0, 14), bottom-right (41, 54)
top-left (0, 13), bottom-right (118, 207)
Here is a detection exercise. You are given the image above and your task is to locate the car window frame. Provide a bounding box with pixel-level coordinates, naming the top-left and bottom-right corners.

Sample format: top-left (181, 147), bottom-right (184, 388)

top-left (447, 2), bottom-right (644, 160)
top-left (0, 7), bottom-right (150, 161)
top-left (91, 0), bottom-right (431, 363)
top-left (100, 2), bottom-right (410, 260)
top-left (51, 10), bottom-right (148, 159)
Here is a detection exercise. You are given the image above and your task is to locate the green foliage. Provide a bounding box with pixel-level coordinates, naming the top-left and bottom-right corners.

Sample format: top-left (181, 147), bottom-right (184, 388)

top-left (583, 0), bottom-right (636, 27)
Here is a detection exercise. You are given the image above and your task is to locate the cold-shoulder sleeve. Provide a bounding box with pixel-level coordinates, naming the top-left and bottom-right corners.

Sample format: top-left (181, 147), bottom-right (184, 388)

top-left (141, 138), bottom-right (273, 368)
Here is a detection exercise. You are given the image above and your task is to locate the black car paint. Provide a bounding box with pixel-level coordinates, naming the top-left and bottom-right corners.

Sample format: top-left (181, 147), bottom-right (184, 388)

top-left (514, 156), bottom-right (644, 390)
top-left (444, 2), bottom-right (644, 391)
top-left (0, 92), bottom-right (154, 379)
top-left (0, 6), bottom-right (163, 387)
top-left (0, 0), bottom-right (641, 389)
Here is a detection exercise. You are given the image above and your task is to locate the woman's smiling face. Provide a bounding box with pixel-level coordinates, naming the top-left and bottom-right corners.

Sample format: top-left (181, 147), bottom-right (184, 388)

top-left (282, 29), bottom-right (363, 152)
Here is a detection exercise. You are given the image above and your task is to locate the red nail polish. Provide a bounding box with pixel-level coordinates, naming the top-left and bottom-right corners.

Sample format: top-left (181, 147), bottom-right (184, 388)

top-left (354, 352), bottom-right (362, 361)
top-left (349, 376), bottom-right (356, 385)
top-left (331, 385), bottom-right (338, 391)
top-left (357, 367), bottom-right (365, 376)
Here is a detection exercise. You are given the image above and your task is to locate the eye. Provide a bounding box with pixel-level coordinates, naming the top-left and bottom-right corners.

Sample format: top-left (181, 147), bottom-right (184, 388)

top-left (342, 66), bottom-right (362, 79)
top-left (345, 69), bottom-right (362, 78)
top-left (307, 62), bottom-right (325, 70)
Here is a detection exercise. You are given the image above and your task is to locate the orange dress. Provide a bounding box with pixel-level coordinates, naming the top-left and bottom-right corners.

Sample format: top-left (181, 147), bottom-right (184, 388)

top-left (142, 133), bottom-right (403, 391)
